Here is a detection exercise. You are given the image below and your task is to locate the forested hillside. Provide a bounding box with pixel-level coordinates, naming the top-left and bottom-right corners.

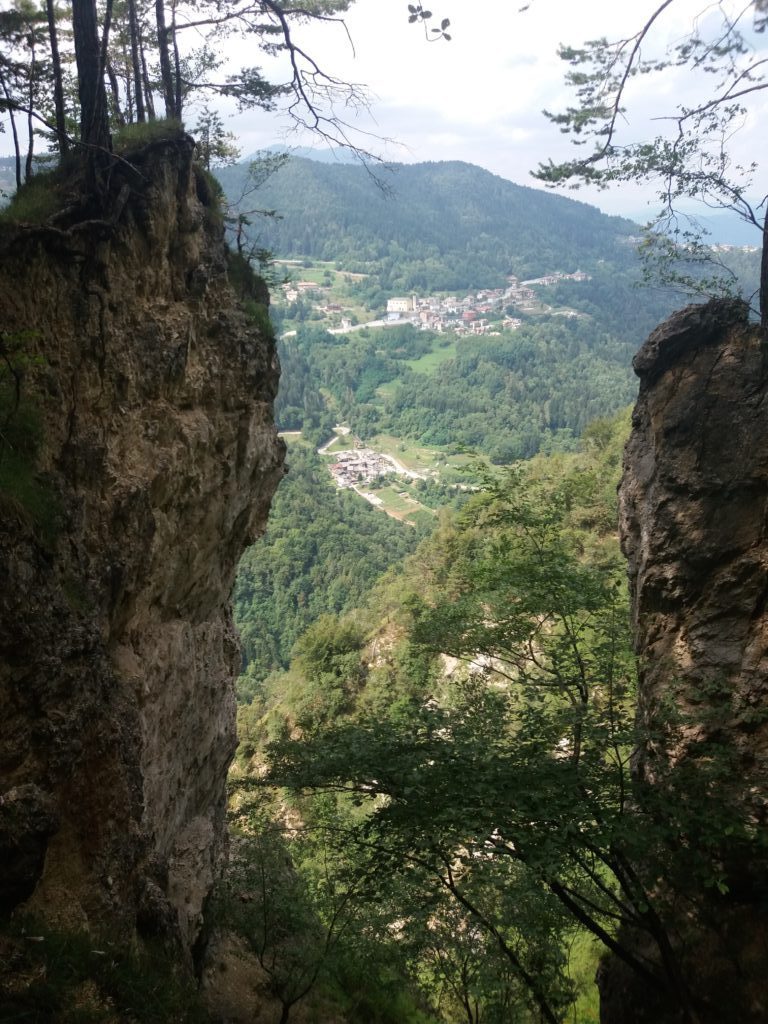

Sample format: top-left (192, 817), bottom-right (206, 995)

top-left (279, 317), bottom-right (641, 461)
top-left (216, 156), bottom-right (640, 289)
top-left (231, 413), bottom-right (632, 1024)
top-left (234, 444), bottom-right (429, 698)
top-left (226, 153), bottom-right (765, 1024)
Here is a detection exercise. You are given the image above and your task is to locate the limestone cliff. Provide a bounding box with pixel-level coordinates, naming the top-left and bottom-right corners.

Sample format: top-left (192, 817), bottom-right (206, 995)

top-left (0, 136), bottom-right (285, 952)
top-left (600, 299), bottom-right (768, 1022)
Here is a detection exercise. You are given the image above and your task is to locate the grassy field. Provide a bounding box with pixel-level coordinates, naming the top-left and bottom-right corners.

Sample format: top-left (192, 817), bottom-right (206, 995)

top-left (368, 333), bottom-right (461, 407)
top-left (275, 259), bottom-right (335, 282)
top-left (375, 381), bottom-right (399, 403)
top-left (369, 434), bottom-right (489, 484)
top-left (405, 339), bottom-right (458, 373)
top-left (367, 484), bottom-right (434, 525)
top-left (368, 434), bottom-right (444, 475)
top-left (320, 434), bottom-right (352, 455)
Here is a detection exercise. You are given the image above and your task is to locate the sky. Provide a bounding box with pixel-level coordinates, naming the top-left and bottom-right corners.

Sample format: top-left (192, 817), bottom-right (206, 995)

top-left (1, 0), bottom-right (765, 230)
top-left (217, 0), bottom-right (768, 225)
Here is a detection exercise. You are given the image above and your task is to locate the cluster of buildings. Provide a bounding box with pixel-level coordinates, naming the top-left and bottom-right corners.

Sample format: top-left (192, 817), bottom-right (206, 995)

top-left (281, 280), bottom-right (320, 303)
top-left (329, 447), bottom-right (406, 489)
top-left (384, 272), bottom-right (591, 334)
top-left (385, 290), bottom-right (511, 334)
top-left (710, 243), bottom-right (760, 254)
top-left (326, 443), bottom-right (429, 515)
top-left (520, 270), bottom-right (591, 286)
top-left (279, 269), bottom-right (592, 336)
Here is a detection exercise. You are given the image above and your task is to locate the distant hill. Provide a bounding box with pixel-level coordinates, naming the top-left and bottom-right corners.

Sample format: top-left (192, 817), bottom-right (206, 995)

top-left (620, 203), bottom-right (763, 247)
top-left (216, 156), bottom-right (640, 290)
top-left (690, 212), bottom-right (763, 248)
top-left (254, 144), bottom-right (360, 165)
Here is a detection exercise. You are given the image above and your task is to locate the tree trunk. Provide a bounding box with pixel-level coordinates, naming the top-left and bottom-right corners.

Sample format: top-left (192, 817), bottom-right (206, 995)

top-left (761, 207), bottom-right (767, 333)
top-left (126, 0), bottom-right (145, 122)
top-left (25, 36), bottom-right (35, 181)
top-left (106, 56), bottom-right (125, 126)
top-left (139, 25), bottom-right (156, 119)
top-left (45, 0), bottom-right (68, 153)
top-left (0, 74), bottom-right (22, 189)
top-left (171, 0), bottom-right (182, 120)
top-left (72, 0), bottom-right (111, 153)
top-left (154, 0), bottom-right (176, 118)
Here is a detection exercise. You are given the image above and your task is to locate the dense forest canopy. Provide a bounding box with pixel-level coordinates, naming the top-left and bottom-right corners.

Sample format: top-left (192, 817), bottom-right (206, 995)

top-left (234, 444), bottom-right (430, 700)
top-left (231, 414), bottom-right (663, 1023)
top-left (216, 156), bottom-right (640, 285)
top-left (276, 315), bottom-right (642, 460)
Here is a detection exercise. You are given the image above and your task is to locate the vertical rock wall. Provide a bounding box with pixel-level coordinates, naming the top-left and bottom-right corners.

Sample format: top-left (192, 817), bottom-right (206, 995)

top-left (601, 299), bottom-right (768, 1022)
top-left (0, 137), bottom-right (285, 951)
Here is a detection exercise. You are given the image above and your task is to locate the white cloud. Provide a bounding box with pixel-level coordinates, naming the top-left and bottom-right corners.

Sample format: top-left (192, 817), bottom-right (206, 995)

top-left (5, 0), bottom-right (764, 223)
top-left (223, 0), bottom-right (768, 218)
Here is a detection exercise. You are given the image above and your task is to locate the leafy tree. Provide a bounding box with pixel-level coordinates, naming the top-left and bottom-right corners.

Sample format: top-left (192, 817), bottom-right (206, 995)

top-left (220, 782), bottom-right (449, 1024)
top-left (220, 797), bottom-right (370, 1024)
top-left (256, 412), bottom-right (767, 1022)
top-left (192, 103), bottom-right (240, 170)
top-left (0, 2), bottom-right (377, 192)
top-left (0, 2), bottom-right (59, 186)
top-left (259, 434), bottom-right (640, 1018)
top-left (221, 149), bottom-right (290, 282)
top-left (534, 0), bottom-right (768, 322)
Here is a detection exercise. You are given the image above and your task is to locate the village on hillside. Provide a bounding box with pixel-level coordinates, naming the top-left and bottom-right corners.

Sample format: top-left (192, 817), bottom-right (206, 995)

top-left (313, 434), bottom-right (428, 522)
top-left (280, 270), bottom-right (592, 336)
top-left (325, 439), bottom-right (422, 490)
top-left (381, 271), bottom-right (591, 335)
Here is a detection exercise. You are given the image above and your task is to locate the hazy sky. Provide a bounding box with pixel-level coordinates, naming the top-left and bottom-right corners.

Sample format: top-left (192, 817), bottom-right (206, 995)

top-left (220, 0), bottom-right (768, 222)
top-left (2, 0), bottom-right (764, 226)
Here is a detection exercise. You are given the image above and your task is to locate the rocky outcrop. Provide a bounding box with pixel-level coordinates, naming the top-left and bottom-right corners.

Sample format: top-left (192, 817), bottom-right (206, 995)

top-left (0, 137), bottom-right (285, 952)
top-left (600, 299), bottom-right (768, 1022)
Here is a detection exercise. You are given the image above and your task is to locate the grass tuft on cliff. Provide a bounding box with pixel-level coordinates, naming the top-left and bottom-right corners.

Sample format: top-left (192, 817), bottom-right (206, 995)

top-left (112, 117), bottom-right (185, 154)
top-left (226, 250), bottom-right (274, 340)
top-left (0, 168), bottom-right (64, 224)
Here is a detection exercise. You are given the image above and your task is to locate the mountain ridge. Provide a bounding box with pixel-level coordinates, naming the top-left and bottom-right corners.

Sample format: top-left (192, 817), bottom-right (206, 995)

top-left (216, 154), bottom-right (640, 288)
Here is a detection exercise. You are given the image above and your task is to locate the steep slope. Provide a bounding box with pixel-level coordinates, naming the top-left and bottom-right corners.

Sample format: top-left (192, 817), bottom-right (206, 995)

top-left (0, 137), bottom-right (284, 951)
top-left (217, 156), bottom-right (639, 284)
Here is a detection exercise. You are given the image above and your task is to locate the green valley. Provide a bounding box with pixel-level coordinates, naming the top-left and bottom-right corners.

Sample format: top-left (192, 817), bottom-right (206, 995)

top-left (220, 156), bottom-right (761, 472)
top-left (226, 155), bottom-right (763, 1024)
top-left (3, 2), bottom-right (767, 1023)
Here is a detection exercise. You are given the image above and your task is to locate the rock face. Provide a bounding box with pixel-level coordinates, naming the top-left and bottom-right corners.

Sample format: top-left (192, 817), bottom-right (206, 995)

top-left (601, 299), bottom-right (768, 1022)
top-left (0, 137), bottom-right (285, 951)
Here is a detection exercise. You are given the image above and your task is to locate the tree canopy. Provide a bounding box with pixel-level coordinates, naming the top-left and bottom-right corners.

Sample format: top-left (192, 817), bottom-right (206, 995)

top-left (534, 0), bottom-right (768, 321)
top-left (235, 411), bottom-right (762, 1023)
top-left (0, 0), bottom-right (366, 191)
